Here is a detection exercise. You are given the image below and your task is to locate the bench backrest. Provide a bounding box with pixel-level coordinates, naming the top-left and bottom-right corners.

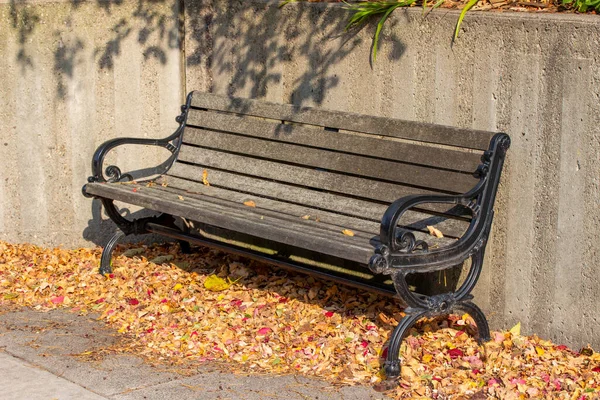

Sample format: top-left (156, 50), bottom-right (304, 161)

top-left (167, 92), bottom-right (494, 230)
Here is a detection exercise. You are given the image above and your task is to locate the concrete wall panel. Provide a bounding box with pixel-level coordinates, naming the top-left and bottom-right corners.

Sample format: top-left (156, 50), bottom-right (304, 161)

top-left (0, 0), bottom-right (183, 246)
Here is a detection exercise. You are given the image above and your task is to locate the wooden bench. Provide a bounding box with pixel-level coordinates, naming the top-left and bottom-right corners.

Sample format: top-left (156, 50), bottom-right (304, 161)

top-left (82, 91), bottom-right (510, 384)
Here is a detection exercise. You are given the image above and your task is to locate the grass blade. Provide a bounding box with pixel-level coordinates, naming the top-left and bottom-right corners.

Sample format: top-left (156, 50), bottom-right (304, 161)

top-left (453, 0), bottom-right (478, 40)
top-left (373, 4), bottom-right (401, 61)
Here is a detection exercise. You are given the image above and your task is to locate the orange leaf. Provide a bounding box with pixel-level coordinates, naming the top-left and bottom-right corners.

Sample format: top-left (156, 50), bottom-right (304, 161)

top-left (342, 229), bottom-right (355, 237)
top-left (243, 200), bottom-right (256, 207)
top-left (426, 225), bottom-right (444, 238)
top-left (202, 170), bottom-right (210, 186)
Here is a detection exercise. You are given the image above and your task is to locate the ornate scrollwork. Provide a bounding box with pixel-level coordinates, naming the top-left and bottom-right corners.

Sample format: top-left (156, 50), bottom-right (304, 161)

top-left (395, 230), bottom-right (429, 254)
top-left (498, 135), bottom-right (511, 154)
top-left (424, 293), bottom-right (456, 314)
top-left (368, 245), bottom-right (390, 274)
top-left (369, 231), bottom-right (429, 275)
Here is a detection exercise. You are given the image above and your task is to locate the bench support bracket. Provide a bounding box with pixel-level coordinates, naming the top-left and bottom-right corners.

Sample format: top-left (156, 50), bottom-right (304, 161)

top-left (97, 199), bottom-right (190, 275)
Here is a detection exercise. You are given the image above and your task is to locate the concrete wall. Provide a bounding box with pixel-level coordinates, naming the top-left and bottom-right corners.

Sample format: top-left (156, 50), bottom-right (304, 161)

top-left (184, 0), bottom-right (600, 349)
top-left (1, 0), bottom-right (599, 350)
top-left (0, 0), bottom-right (183, 246)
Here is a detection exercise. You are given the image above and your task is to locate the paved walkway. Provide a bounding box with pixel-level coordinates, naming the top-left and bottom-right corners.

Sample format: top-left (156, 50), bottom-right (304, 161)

top-left (0, 309), bottom-right (389, 400)
top-left (0, 352), bottom-right (106, 400)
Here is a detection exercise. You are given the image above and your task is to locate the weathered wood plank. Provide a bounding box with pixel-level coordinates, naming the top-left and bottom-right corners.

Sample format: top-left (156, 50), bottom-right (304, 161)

top-left (190, 92), bottom-right (495, 150)
top-left (182, 128), bottom-right (477, 193)
top-left (175, 146), bottom-right (454, 205)
top-left (85, 182), bottom-right (375, 263)
top-left (159, 175), bottom-right (469, 239)
top-left (185, 109), bottom-right (483, 172)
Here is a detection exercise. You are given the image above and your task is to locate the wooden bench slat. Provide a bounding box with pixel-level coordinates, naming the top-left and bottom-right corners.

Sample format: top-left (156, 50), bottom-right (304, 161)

top-left (190, 92), bottom-right (495, 150)
top-left (175, 146), bottom-right (454, 206)
top-left (154, 184), bottom-right (379, 236)
top-left (85, 182), bottom-right (376, 264)
top-left (186, 109), bottom-right (483, 173)
top-left (182, 128), bottom-right (477, 194)
top-left (160, 175), bottom-right (470, 239)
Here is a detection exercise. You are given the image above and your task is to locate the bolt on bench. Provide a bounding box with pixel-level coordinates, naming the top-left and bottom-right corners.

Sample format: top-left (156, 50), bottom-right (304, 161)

top-left (82, 91), bottom-right (510, 383)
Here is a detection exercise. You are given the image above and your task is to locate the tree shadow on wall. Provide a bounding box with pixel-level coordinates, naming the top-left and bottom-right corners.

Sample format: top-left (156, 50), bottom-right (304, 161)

top-left (8, 0), bottom-right (182, 99)
top-left (185, 0), bottom-right (373, 106)
top-left (7, 0), bottom-right (405, 106)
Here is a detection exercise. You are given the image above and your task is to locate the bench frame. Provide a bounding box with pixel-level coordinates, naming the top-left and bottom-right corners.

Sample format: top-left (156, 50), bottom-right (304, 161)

top-left (83, 91), bottom-right (510, 384)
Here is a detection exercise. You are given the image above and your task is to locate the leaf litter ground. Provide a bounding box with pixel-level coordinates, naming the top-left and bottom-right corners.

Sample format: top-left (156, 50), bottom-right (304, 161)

top-left (0, 240), bottom-right (599, 399)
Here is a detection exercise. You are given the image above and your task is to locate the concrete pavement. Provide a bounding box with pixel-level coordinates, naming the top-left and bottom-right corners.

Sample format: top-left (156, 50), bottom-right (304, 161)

top-left (0, 309), bottom-right (389, 400)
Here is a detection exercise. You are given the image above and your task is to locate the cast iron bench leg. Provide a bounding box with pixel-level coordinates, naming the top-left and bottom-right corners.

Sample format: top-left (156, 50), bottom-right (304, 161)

top-left (99, 230), bottom-right (125, 275)
top-left (98, 199), bottom-right (191, 274)
top-left (379, 249), bottom-right (491, 388)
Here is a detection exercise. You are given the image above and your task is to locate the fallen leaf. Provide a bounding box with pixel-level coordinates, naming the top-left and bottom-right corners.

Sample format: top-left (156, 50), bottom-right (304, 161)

top-left (257, 327), bottom-right (272, 335)
top-left (426, 225), bottom-right (444, 238)
top-left (301, 215), bottom-right (310, 220)
top-left (204, 275), bottom-right (232, 292)
top-left (341, 229), bottom-right (355, 237)
top-left (202, 170), bottom-right (210, 186)
top-left (51, 296), bottom-right (64, 304)
top-left (536, 346), bottom-right (545, 356)
top-left (509, 322), bottom-right (521, 336)
top-left (178, 195), bottom-right (185, 201)
top-left (243, 200), bottom-right (256, 207)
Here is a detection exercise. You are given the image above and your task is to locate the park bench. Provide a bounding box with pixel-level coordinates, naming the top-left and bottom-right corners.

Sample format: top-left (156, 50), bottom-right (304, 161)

top-left (82, 91), bottom-right (510, 383)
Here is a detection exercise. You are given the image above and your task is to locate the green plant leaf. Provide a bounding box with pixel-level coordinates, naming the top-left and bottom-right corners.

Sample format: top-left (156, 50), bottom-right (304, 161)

top-left (454, 0), bottom-right (479, 40)
top-left (279, 0), bottom-right (298, 8)
top-left (373, 4), bottom-right (401, 61)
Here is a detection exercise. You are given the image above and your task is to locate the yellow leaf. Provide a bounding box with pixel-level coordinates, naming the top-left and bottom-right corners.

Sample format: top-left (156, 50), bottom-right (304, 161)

top-left (509, 322), bottom-right (521, 336)
top-left (178, 195), bottom-right (185, 201)
top-left (202, 170), bottom-right (210, 186)
top-left (173, 283), bottom-right (183, 291)
top-left (422, 354), bottom-right (433, 363)
top-left (243, 200), bottom-right (256, 207)
top-left (342, 229), bottom-right (355, 237)
top-left (301, 215), bottom-right (310, 220)
top-left (204, 275), bottom-right (232, 292)
top-left (535, 346), bottom-right (545, 356)
top-left (426, 225), bottom-right (444, 238)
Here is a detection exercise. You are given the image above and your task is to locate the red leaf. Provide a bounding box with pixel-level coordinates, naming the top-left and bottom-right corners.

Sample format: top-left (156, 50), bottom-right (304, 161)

top-left (556, 344), bottom-right (569, 351)
top-left (51, 296), bottom-right (64, 304)
top-left (108, 273), bottom-right (115, 279)
top-left (146, 328), bottom-right (154, 333)
top-left (361, 340), bottom-right (369, 348)
top-left (128, 298), bottom-right (139, 306)
top-left (95, 298), bottom-right (105, 304)
top-left (257, 327), bottom-right (271, 335)
top-left (448, 348), bottom-right (464, 359)
top-left (278, 297), bottom-right (289, 303)
top-left (592, 366), bottom-right (600, 373)
top-left (366, 325), bottom-right (377, 331)
top-left (455, 330), bottom-right (465, 337)
top-left (324, 311), bottom-right (334, 318)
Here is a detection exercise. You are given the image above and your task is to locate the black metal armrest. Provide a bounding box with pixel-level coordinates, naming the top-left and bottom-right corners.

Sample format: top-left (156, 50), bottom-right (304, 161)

top-left (370, 132), bottom-right (511, 275)
top-left (83, 93), bottom-right (193, 195)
